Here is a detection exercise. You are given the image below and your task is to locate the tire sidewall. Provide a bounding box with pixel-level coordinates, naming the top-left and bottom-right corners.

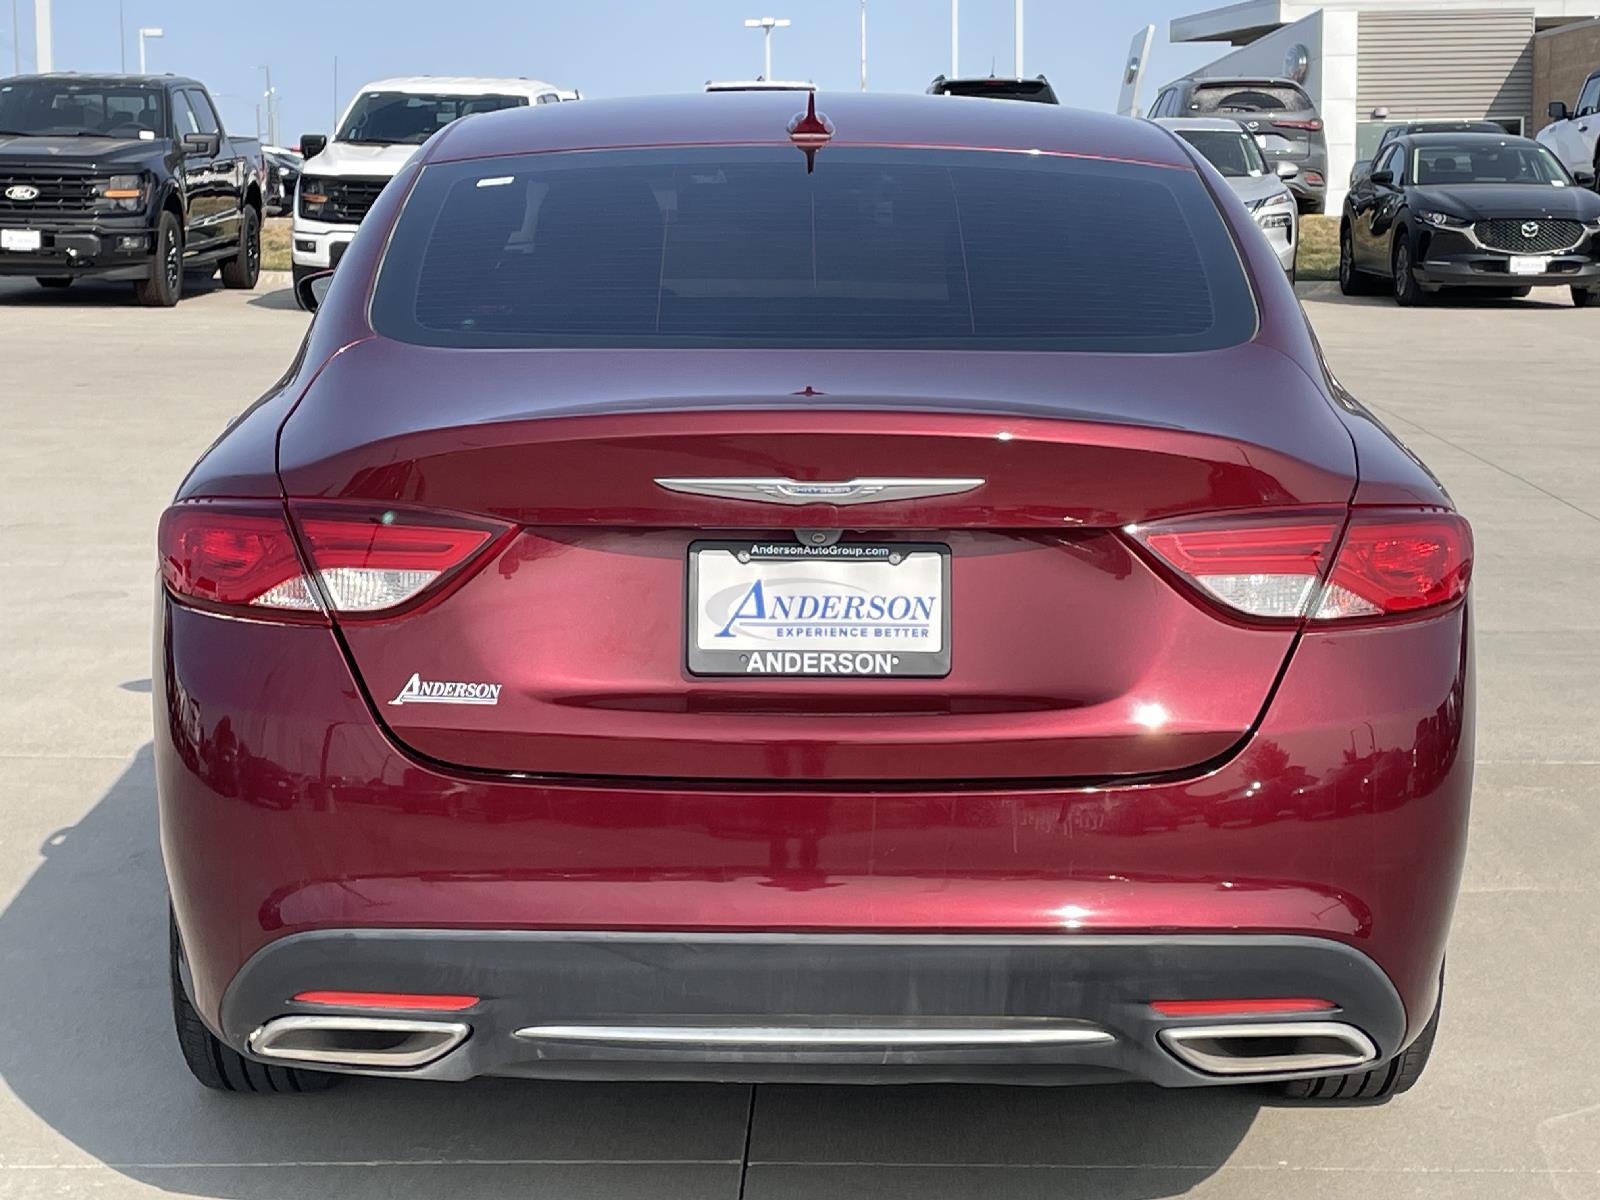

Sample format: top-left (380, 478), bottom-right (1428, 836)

top-left (223, 207), bottom-right (261, 289)
top-left (1393, 234), bottom-right (1422, 306)
top-left (142, 211), bottom-right (183, 306)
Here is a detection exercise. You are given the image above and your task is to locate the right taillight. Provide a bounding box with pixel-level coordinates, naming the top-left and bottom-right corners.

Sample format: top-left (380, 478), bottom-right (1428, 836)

top-left (1313, 509), bottom-right (1472, 620)
top-left (1127, 507), bottom-right (1471, 625)
top-left (159, 499), bottom-right (513, 622)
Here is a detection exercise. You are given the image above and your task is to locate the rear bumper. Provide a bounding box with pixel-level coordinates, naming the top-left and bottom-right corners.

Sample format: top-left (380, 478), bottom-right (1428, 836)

top-left (217, 929), bottom-right (1405, 1086)
top-left (157, 595), bottom-right (1472, 1080)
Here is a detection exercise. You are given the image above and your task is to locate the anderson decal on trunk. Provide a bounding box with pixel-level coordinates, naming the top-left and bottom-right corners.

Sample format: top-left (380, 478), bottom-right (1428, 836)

top-left (389, 673), bottom-right (503, 706)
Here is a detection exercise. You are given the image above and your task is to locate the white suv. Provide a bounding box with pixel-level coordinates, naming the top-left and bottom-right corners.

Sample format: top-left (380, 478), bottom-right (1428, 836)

top-left (292, 76), bottom-right (576, 295)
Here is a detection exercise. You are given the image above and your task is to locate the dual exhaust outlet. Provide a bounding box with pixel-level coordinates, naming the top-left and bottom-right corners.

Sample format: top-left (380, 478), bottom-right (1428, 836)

top-left (248, 1013), bottom-right (1377, 1078)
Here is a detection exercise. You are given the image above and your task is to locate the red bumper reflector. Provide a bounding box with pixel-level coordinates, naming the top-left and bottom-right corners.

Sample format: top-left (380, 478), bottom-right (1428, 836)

top-left (292, 991), bottom-right (479, 1012)
top-left (1150, 998), bottom-right (1336, 1017)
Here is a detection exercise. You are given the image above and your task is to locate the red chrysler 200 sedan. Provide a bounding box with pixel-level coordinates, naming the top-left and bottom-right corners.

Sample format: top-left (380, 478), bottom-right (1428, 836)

top-left (157, 92), bottom-right (1472, 1100)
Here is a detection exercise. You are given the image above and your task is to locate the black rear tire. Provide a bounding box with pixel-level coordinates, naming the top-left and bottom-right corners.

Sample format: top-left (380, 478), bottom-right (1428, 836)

top-left (134, 210), bottom-right (183, 307)
top-left (35, 275), bottom-right (73, 288)
top-left (1337, 225), bottom-right (1380, 296)
top-left (220, 205), bottom-right (261, 290)
top-left (1278, 992), bottom-right (1440, 1102)
top-left (170, 910), bottom-right (339, 1093)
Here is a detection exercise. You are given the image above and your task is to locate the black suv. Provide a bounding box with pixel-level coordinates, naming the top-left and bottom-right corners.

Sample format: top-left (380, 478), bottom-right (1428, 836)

top-left (1148, 76), bottom-right (1327, 213)
top-left (0, 74), bottom-right (263, 305)
top-left (927, 75), bottom-right (1059, 104)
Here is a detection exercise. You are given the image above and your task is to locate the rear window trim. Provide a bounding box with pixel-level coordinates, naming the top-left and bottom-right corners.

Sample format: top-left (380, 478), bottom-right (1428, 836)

top-left (370, 142), bottom-right (1261, 354)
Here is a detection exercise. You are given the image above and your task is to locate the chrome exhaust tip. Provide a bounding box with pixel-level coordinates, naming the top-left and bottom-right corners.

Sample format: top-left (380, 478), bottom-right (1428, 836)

top-left (1159, 1021), bottom-right (1377, 1076)
top-left (248, 1015), bottom-right (469, 1069)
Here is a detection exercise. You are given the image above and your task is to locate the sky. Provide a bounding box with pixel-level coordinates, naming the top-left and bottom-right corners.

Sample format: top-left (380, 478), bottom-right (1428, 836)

top-left (2, 0), bottom-right (1225, 146)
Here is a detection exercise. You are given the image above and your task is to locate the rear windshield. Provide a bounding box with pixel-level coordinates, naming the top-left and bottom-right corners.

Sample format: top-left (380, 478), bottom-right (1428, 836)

top-left (935, 79), bottom-right (1059, 104)
top-left (1174, 129), bottom-right (1268, 177)
top-left (1191, 84), bottom-right (1312, 114)
top-left (371, 146), bottom-right (1257, 353)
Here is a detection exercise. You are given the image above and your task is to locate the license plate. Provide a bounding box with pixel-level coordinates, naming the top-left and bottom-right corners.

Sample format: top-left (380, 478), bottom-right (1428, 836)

top-left (688, 540), bottom-right (950, 677)
top-left (1258, 134), bottom-right (1307, 155)
top-left (1, 229), bottom-right (41, 252)
top-left (1510, 255), bottom-right (1549, 276)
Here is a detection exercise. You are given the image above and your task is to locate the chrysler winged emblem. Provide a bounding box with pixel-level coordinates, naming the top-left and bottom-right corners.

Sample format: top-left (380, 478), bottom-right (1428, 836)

top-left (654, 477), bottom-right (984, 506)
top-left (1521, 221), bottom-right (1540, 238)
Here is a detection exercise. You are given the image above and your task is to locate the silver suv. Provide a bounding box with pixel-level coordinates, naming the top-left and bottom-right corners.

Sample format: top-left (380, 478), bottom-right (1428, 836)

top-left (1155, 117), bottom-right (1300, 279)
top-left (1149, 76), bottom-right (1327, 214)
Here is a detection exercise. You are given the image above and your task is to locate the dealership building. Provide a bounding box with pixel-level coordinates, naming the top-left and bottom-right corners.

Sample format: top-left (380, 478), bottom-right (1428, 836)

top-left (1167, 0), bottom-right (1600, 211)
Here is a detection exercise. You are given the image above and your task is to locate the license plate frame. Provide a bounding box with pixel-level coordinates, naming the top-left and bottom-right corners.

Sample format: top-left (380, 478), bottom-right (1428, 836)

top-left (686, 540), bottom-right (951, 678)
top-left (1509, 254), bottom-right (1550, 276)
top-left (1, 228), bottom-right (42, 252)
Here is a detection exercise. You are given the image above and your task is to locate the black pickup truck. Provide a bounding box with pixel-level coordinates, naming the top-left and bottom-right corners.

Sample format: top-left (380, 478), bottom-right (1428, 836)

top-left (0, 73), bottom-right (263, 305)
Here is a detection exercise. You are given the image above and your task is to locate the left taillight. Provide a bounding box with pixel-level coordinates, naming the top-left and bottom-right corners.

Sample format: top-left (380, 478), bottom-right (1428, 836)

top-left (158, 500), bottom-right (513, 622)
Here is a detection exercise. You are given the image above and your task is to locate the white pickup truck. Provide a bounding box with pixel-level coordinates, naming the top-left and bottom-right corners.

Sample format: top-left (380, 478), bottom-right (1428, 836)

top-left (1536, 67), bottom-right (1600, 179)
top-left (291, 76), bottom-right (576, 294)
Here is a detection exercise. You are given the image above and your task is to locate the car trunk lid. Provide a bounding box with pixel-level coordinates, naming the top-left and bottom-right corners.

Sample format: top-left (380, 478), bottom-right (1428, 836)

top-left (276, 341), bottom-right (1355, 783)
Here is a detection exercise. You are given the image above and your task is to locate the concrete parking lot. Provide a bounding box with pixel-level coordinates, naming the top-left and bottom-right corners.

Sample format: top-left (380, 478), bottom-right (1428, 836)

top-left (1, 274), bottom-right (1596, 1199)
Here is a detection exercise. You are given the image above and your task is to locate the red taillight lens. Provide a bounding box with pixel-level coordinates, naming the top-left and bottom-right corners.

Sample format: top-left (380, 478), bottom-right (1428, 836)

top-left (159, 501), bottom-right (323, 621)
top-left (159, 500), bottom-right (513, 621)
top-left (1130, 511), bottom-right (1344, 621)
top-left (1273, 118), bottom-right (1323, 132)
top-left (292, 504), bottom-right (509, 616)
top-left (1315, 510), bottom-right (1472, 620)
top-left (1128, 507), bottom-right (1471, 625)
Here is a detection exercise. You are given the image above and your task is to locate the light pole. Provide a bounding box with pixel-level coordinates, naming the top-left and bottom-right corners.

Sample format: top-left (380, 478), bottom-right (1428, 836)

top-left (950, 0), bottom-right (958, 77)
top-left (260, 65), bottom-right (277, 147)
top-left (742, 16), bottom-right (789, 81)
top-left (859, 0), bottom-right (866, 91)
top-left (11, 0), bottom-right (21, 73)
top-left (137, 26), bottom-right (161, 73)
top-left (34, 0), bottom-right (50, 72)
top-left (1014, 0), bottom-right (1024, 77)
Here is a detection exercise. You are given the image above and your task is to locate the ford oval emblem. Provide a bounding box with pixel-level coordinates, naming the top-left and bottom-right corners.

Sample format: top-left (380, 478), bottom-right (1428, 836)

top-left (1522, 221), bottom-right (1540, 238)
top-left (4, 184), bottom-right (40, 202)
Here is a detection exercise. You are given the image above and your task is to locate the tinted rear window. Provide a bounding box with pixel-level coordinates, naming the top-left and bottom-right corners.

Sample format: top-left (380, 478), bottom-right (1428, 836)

top-left (935, 79), bottom-right (1059, 103)
top-left (371, 147), bottom-right (1256, 352)
top-left (1191, 84), bottom-right (1312, 114)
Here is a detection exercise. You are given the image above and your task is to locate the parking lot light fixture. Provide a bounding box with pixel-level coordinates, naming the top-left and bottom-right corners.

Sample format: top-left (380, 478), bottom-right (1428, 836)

top-left (743, 16), bottom-right (790, 80)
top-left (137, 26), bottom-right (162, 74)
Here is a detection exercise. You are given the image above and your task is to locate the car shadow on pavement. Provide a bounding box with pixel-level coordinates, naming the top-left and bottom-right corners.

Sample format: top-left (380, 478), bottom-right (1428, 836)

top-left (246, 286), bottom-right (302, 313)
top-left (0, 745), bottom-right (1261, 1198)
top-left (0, 276), bottom-right (226, 306)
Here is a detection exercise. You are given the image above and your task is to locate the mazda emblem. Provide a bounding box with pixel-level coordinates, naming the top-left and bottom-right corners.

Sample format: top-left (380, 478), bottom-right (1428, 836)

top-left (3, 184), bottom-right (39, 202)
top-left (1521, 221), bottom-right (1540, 238)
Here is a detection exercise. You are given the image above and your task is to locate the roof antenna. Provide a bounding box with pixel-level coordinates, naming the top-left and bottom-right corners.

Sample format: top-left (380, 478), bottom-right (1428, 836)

top-left (787, 90), bottom-right (833, 173)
